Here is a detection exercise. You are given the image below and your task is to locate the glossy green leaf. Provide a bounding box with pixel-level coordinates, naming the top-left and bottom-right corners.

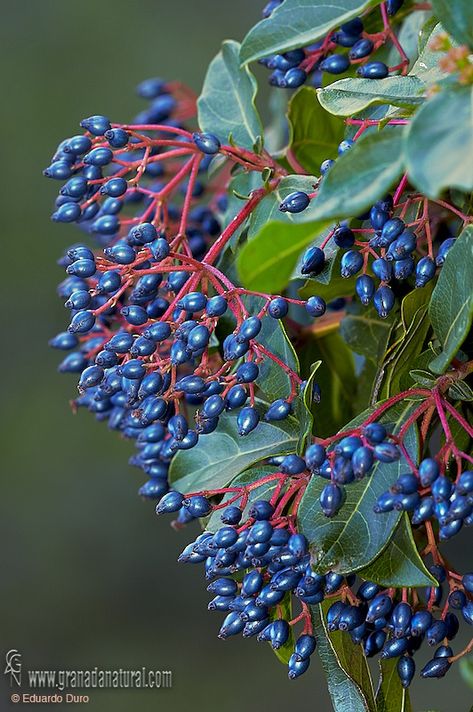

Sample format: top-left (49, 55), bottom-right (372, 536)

top-left (429, 225), bottom-right (473, 373)
top-left (308, 128), bottom-right (405, 222)
top-left (299, 401), bottom-right (418, 574)
top-left (287, 87), bottom-right (345, 172)
top-left (169, 411), bottom-right (299, 493)
top-left (237, 218), bottom-right (332, 292)
top-left (205, 465), bottom-right (275, 533)
top-left (358, 514), bottom-right (437, 587)
top-left (318, 76), bottom-right (425, 117)
top-left (376, 657), bottom-right (413, 712)
top-left (405, 85), bottom-right (473, 197)
top-left (198, 40), bottom-right (263, 150)
top-left (310, 600), bottom-right (376, 712)
top-left (430, 0), bottom-right (473, 48)
top-left (240, 0), bottom-right (381, 65)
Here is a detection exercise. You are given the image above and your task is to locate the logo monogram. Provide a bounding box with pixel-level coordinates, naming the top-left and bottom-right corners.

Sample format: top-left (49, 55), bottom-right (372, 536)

top-left (4, 650), bottom-right (21, 687)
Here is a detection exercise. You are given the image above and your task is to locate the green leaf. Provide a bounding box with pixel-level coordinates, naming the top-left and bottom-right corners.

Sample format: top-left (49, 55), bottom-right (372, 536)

top-left (459, 656), bottom-right (473, 690)
top-left (300, 330), bottom-right (357, 438)
top-left (287, 87), bottom-right (345, 172)
top-left (169, 412), bottom-right (299, 493)
top-left (340, 304), bottom-right (396, 364)
top-left (376, 657), bottom-right (413, 712)
top-left (310, 600), bottom-right (376, 712)
top-left (399, 349), bottom-right (436, 391)
top-left (405, 85), bottom-right (473, 197)
top-left (237, 219), bottom-right (332, 292)
top-left (409, 369), bottom-right (437, 387)
top-left (430, 0), bottom-right (473, 48)
top-left (240, 0), bottom-right (381, 65)
top-left (387, 10), bottom-right (433, 71)
top-left (205, 465), bottom-right (276, 533)
top-left (358, 514), bottom-right (437, 587)
top-left (410, 22), bottom-right (453, 85)
top-left (298, 400), bottom-right (418, 574)
top-left (448, 380), bottom-right (473, 401)
top-left (295, 360), bottom-right (322, 450)
top-left (197, 40), bottom-right (263, 150)
top-left (308, 128), bottom-right (405, 222)
top-left (429, 225), bottom-right (473, 373)
top-left (379, 286), bottom-right (433, 398)
top-left (265, 88), bottom-right (290, 154)
top-left (318, 76), bottom-right (425, 117)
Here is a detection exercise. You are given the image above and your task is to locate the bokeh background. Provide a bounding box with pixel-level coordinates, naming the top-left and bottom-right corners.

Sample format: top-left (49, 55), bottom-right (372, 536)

top-left (0, 2), bottom-right (471, 710)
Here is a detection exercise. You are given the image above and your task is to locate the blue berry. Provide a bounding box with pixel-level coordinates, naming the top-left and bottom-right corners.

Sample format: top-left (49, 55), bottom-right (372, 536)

top-left (268, 297), bottom-right (288, 319)
top-left (349, 38), bottom-right (374, 60)
top-left (192, 132), bottom-right (221, 154)
top-left (357, 62), bottom-right (389, 79)
top-left (279, 191), bottom-right (311, 213)
top-left (301, 246), bottom-right (325, 275)
top-left (306, 296), bottom-right (326, 317)
top-left (333, 225), bottom-right (355, 247)
top-left (80, 115), bottom-right (111, 135)
top-left (320, 483), bottom-right (344, 517)
top-left (374, 285), bottom-right (395, 318)
top-left (415, 256), bottom-right (436, 287)
top-left (340, 250), bottom-right (363, 278)
top-left (237, 407), bottom-right (260, 436)
top-left (319, 54), bottom-right (351, 74)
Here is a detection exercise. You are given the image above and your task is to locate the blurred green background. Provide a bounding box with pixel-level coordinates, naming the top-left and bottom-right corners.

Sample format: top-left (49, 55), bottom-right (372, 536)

top-left (0, 2), bottom-right (471, 710)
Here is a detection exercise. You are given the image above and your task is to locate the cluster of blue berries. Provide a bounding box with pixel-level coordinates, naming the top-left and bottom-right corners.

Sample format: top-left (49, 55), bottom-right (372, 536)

top-left (44, 80), bottom-right (221, 255)
top-left (327, 564), bottom-right (473, 683)
top-left (304, 422), bottom-right (401, 516)
top-left (259, 2), bottom-right (406, 89)
top-left (47, 77), bottom-right (340, 501)
top-left (157, 478), bottom-right (473, 682)
top-left (376, 459), bottom-right (473, 541)
top-left (158, 486), bottom-right (352, 678)
top-left (279, 137), bottom-right (458, 318)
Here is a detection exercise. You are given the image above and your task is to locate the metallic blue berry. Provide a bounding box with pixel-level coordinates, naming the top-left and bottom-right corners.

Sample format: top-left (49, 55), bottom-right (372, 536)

top-left (306, 295), bottom-right (326, 317)
top-left (319, 54), bottom-right (350, 74)
top-left (374, 285), bottom-right (395, 318)
top-left (279, 191), bottom-right (310, 213)
top-left (80, 115), bottom-right (111, 136)
top-left (301, 246), bottom-right (325, 275)
top-left (349, 38), bottom-right (374, 59)
top-left (320, 483), bottom-right (344, 517)
top-left (357, 62), bottom-right (389, 79)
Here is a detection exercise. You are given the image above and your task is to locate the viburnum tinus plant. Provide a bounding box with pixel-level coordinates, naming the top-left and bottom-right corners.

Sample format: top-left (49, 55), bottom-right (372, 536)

top-left (45, 0), bottom-right (473, 708)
